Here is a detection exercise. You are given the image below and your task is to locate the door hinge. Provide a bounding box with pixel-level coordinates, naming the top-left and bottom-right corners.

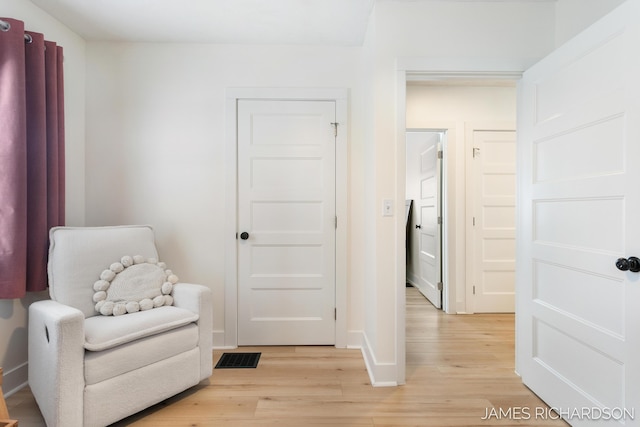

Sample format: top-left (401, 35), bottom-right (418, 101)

top-left (473, 286), bottom-right (476, 295)
top-left (472, 217), bottom-right (475, 226)
top-left (437, 150), bottom-right (443, 159)
top-left (335, 216), bottom-right (338, 229)
top-left (334, 308), bottom-right (337, 320)
top-left (437, 216), bottom-right (442, 225)
top-left (473, 147), bottom-right (480, 158)
top-left (437, 282), bottom-right (443, 291)
top-left (330, 122), bottom-right (339, 137)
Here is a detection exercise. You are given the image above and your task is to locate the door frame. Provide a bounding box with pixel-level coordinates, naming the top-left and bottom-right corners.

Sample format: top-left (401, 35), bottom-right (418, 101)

top-left (395, 58), bottom-right (526, 384)
top-left (223, 88), bottom-right (348, 349)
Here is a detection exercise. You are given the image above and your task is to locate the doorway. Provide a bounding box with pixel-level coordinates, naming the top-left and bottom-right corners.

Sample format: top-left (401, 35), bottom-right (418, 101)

top-left (395, 63), bottom-right (524, 385)
top-left (404, 81), bottom-right (517, 314)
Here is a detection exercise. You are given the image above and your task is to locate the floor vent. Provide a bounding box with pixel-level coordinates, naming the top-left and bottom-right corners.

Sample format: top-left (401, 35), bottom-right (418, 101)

top-left (215, 352), bottom-right (261, 369)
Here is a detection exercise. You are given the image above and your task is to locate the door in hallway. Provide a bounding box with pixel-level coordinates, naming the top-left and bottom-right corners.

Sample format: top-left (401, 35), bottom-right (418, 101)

top-left (237, 99), bottom-right (336, 345)
top-left (406, 131), bottom-right (443, 309)
top-left (468, 130), bottom-right (516, 313)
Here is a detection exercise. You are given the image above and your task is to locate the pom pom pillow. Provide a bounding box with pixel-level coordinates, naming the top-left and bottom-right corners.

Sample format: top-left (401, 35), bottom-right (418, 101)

top-left (93, 255), bottom-right (178, 316)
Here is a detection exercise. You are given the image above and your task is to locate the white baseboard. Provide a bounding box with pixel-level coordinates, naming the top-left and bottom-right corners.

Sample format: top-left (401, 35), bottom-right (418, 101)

top-left (212, 330), bottom-right (227, 348)
top-left (355, 331), bottom-right (398, 387)
top-left (347, 329), bottom-right (364, 349)
top-left (2, 362), bottom-right (28, 398)
top-left (406, 273), bottom-right (419, 287)
top-left (213, 330), bottom-right (367, 351)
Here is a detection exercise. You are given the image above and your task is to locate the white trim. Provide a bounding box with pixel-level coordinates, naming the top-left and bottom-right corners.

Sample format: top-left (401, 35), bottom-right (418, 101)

top-left (335, 95), bottom-right (349, 348)
top-left (3, 362), bottom-right (28, 398)
top-left (398, 57), bottom-right (531, 78)
top-left (224, 95), bottom-right (239, 348)
top-left (347, 330), bottom-right (365, 349)
top-left (395, 58), bottom-right (526, 386)
top-left (212, 330), bottom-right (227, 348)
top-left (395, 71), bottom-right (407, 386)
top-left (346, 330), bottom-right (400, 386)
top-left (224, 87), bottom-right (348, 348)
top-left (360, 332), bottom-right (398, 387)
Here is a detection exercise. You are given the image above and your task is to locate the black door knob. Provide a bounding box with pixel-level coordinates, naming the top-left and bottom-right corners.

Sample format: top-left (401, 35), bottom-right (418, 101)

top-left (240, 232), bottom-right (250, 240)
top-left (616, 257), bottom-right (640, 272)
top-left (415, 224), bottom-right (422, 229)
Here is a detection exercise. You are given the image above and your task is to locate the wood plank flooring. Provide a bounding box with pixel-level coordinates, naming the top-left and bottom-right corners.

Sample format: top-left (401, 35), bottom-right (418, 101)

top-left (5, 286), bottom-right (566, 426)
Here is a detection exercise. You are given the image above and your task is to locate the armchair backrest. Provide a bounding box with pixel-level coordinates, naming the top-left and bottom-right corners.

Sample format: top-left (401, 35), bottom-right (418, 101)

top-left (48, 225), bottom-right (159, 318)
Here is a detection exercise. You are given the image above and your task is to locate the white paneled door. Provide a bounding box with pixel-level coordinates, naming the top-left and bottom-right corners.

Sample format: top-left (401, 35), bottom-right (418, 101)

top-left (237, 100), bottom-right (336, 346)
top-left (416, 133), bottom-right (442, 308)
top-left (517, 1), bottom-right (640, 424)
top-left (469, 130), bottom-right (516, 313)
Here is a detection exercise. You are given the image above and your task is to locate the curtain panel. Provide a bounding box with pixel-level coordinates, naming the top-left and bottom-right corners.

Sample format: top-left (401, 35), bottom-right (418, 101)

top-left (0, 18), bottom-right (65, 299)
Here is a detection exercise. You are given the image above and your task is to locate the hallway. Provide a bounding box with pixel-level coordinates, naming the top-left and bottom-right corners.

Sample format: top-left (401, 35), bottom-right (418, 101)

top-left (405, 285), bottom-right (565, 425)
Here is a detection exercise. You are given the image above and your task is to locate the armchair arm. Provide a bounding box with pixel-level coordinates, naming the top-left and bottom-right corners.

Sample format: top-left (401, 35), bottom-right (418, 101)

top-left (172, 283), bottom-right (213, 380)
top-left (29, 300), bottom-right (85, 427)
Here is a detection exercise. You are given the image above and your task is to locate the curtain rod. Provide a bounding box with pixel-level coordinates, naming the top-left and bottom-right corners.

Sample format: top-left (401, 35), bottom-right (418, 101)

top-left (0, 19), bottom-right (34, 43)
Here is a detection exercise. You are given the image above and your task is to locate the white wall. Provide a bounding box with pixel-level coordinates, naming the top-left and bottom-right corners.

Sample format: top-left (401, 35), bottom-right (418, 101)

top-left (406, 85), bottom-right (517, 126)
top-left (0, 0), bottom-right (85, 395)
top-left (406, 84), bottom-right (516, 313)
top-left (84, 42), bottom-right (365, 346)
top-left (554, 0), bottom-right (627, 47)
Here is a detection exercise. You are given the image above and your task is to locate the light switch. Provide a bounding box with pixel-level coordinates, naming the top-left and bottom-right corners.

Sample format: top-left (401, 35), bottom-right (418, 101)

top-left (383, 199), bottom-right (394, 217)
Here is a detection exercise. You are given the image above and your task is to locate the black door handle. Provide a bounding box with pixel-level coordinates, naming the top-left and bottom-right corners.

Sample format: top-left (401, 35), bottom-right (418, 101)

top-left (415, 225), bottom-right (422, 229)
top-left (240, 232), bottom-right (250, 240)
top-left (616, 257), bottom-right (640, 272)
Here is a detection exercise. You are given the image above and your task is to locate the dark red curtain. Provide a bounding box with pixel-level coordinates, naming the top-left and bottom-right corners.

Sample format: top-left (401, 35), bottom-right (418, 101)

top-left (0, 18), bottom-right (65, 299)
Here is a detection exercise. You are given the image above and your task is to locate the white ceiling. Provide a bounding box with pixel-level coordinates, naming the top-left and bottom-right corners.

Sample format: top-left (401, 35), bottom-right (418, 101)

top-left (28, 0), bottom-right (377, 45)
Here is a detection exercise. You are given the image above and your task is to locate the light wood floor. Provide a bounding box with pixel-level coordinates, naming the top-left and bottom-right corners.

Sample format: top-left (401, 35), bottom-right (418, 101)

top-left (6, 286), bottom-right (566, 426)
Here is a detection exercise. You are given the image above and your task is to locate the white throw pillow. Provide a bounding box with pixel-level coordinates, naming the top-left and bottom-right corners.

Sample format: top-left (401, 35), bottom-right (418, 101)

top-left (93, 255), bottom-right (178, 316)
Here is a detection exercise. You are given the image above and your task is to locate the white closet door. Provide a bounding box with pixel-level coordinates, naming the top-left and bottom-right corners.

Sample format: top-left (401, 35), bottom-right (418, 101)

top-left (237, 99), bottom-right (336, 345)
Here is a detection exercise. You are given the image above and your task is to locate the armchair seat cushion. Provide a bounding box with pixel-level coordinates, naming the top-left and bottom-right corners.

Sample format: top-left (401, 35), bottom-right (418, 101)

top-left (84, 306), bottom-right (199, 351)
top-left (84, 323), bottom-right (199, 385)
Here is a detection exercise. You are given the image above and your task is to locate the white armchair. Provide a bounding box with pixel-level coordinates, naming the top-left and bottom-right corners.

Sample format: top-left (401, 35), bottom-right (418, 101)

top-left (28, 225), bottom-right (213, 427)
